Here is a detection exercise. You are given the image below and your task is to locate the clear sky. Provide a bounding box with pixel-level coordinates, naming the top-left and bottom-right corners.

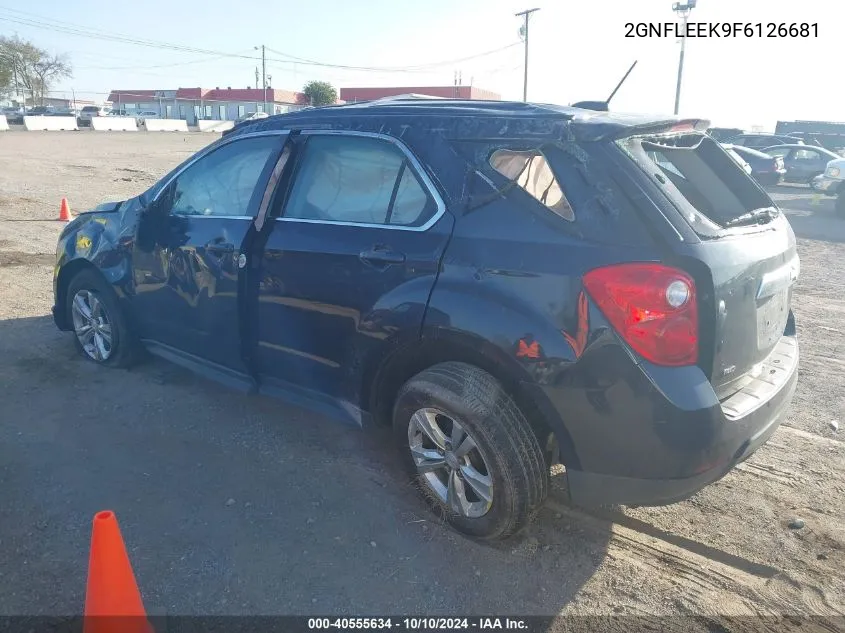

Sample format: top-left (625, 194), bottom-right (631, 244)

top-left (1, 0), bottom-right (840, 131)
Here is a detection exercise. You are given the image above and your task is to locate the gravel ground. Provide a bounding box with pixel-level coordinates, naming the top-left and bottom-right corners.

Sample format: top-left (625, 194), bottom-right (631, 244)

top-left (0, 131), bottom-right (843, 628)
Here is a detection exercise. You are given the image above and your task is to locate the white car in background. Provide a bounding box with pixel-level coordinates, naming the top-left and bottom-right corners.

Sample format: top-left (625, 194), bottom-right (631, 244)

top-left (78, 105), bottom-right (112, 126)
top-left (235, 111), bottom-right (269, 123)
top-left (811, 157), bottom-right (845, 217)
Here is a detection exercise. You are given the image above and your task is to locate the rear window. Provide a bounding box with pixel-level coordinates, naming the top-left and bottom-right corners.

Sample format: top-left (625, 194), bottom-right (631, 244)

top-left (81, 106), bottom-right (99, 113)
top-left (617, 132), bottom-right (773, 235)
top-left (489, 149), bottom-right (574, 221)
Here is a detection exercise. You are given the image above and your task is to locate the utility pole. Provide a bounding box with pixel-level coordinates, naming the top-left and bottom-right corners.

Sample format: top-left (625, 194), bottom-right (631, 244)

top-left (254, 45), bottom-right (267, 112)
top-left (672, 0), bottom-right (697, 115)
top-left (515, 8), bottom-right (540, 102)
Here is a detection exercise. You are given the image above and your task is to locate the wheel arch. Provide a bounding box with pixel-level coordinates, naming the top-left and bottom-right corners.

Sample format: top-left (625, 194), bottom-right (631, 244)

top-left (366, 329), bottom-right (580, 470)
top-left (55, 258), bottom-right (106, 330)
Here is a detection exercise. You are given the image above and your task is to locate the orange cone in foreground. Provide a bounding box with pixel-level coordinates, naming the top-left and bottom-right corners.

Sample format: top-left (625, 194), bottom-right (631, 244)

top-left (59, 198), bottom-right (73, 222)
top-left (84, 511), bottom-right (153, 633)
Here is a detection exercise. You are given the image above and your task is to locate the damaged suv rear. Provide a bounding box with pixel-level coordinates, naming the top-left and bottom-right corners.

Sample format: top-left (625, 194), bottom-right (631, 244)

top-left (54, 101), bottom-right (798, 540)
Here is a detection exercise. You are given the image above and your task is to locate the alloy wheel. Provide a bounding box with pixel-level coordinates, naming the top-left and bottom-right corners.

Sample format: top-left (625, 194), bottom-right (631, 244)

top-left (407, 408), bottom-right (493, 518)
top-left (70, 289), bottom-right (113, 362)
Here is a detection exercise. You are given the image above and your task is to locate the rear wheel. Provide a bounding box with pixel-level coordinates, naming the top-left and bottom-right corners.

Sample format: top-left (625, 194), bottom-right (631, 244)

top-left (66, 269), bottom-right (139, 368)
top-left (393, 362), bottom-right (549, 540)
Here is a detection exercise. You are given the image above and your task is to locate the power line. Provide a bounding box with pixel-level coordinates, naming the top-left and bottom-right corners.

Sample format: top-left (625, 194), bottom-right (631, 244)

top-left (77, 51), bottom-right (252, 71)
top-left (263, 42), bottom-right (521, 72)
top-left (0, 6), bottom-right (520, 76)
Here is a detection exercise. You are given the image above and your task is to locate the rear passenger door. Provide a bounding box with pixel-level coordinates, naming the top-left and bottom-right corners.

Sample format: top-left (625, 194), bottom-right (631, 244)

top-left (252, 131), bottom-right (454, 421)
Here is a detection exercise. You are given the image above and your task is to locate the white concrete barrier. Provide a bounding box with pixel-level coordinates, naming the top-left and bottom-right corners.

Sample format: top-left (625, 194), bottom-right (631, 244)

top-left (143, 119), bottom-right (189, 132)
top-left (91, 116), bottom-right (138, 132)
top-left (24, 115), bottom-right (78, 131)
top-left (0, 115), bottom-right (8, 131)
top-left (197, 120), bottom-right (235, 132)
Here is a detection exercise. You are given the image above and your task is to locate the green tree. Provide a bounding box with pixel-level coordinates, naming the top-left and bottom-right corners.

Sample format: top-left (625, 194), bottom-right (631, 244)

top-left (302, 80), bottom-right (337, 107)
top-left (0, 36), bottom-right (72, 105)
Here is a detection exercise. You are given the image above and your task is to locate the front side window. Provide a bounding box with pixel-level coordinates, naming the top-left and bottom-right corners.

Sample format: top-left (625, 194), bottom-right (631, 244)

top-left (793, 149), bottom-right (819, 161)
top-left (489, 149), bottom-right (574, 221)
top-left (283, 135), bottom-right (436, 227)
top-left (163, 136), bottom-right (279, 217)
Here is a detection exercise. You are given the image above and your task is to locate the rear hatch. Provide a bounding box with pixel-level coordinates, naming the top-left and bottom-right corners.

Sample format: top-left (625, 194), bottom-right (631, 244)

top-left (614, 127), bottom-right (798, 395)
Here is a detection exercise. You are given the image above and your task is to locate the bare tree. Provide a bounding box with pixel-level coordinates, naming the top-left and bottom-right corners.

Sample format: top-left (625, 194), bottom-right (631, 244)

top-left (0, 36), bottom-right (72, 105)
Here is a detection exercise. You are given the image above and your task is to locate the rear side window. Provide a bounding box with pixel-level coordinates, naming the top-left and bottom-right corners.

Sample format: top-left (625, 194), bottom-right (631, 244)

top-left (489, 149), bottom-right (574, 221)
top-left (283, 135), bottom-right (437, 228)
top-left (617, 133), bottom-right (773, 233)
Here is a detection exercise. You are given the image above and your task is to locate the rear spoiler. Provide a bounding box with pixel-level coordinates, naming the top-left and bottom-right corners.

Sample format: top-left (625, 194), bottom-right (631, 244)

top-left (609, 118), bottom-right (711, 140)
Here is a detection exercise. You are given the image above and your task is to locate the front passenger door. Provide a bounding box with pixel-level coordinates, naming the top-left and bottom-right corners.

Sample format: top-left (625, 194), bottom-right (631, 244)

top-left (132, 132), bottom-right (287, 371)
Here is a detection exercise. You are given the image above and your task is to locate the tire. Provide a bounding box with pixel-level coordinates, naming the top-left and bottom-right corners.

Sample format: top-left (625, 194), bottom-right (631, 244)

top-left (836, 194), bottom-right (845, 219)
top-left (393, 362), bottom-right (549, 540)
top-left (66, 269), bottom-right (140, 368)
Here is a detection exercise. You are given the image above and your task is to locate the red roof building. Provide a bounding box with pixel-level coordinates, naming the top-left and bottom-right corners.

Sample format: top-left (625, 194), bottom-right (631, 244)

top-left (105, 86), bottom-right (311, 123)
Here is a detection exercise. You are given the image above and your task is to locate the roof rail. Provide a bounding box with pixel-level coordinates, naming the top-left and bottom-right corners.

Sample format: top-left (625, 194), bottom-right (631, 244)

top-left (368, 94), bottom-right (448, 103)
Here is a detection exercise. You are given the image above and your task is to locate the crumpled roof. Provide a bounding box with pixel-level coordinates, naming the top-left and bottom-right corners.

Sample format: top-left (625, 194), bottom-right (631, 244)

top-left (232, 99), bottom-right (705, 143)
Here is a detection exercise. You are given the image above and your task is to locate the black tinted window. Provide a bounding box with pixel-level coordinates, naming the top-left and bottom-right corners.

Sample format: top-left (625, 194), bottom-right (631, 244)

top-left (284, 135), bottom-right (435, 227)
top-left (166, 136), bottom-right (278, 217)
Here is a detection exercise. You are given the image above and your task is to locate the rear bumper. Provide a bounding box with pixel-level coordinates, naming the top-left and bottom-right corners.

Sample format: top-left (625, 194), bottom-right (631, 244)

top-left (529, 332), bottom-right (799, 508)
top-left (566, 356), bottom-right (797, 506)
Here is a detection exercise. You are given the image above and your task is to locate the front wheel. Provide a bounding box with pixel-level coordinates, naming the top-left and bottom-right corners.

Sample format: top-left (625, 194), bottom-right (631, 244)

top-left (66, 269), bottom-right (139, 367)
top-left (393, 362), bottom-right (549, 540)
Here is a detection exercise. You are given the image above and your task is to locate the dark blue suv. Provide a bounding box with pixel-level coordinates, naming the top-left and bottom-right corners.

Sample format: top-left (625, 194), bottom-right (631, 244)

top-left (53, 100), bottom-right (799, 540)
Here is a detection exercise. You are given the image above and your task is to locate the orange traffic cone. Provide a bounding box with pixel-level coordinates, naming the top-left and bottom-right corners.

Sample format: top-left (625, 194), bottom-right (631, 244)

top-left (59, 198), bottom-right (73, 222)
top-left (84, 511), bottom-right (153, 633)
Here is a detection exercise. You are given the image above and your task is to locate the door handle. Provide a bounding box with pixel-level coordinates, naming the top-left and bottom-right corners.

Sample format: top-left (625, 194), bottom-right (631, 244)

top-left (359, 247), bottom-right (406, 268)
top-left (205, 237), bottom-right (235, 254)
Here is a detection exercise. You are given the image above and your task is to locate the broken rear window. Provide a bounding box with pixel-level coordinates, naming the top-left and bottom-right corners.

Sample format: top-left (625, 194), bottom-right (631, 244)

top-left (616, 133), bottom-right (774, 235)
top-left (489, 149), bottom-right (575, 221)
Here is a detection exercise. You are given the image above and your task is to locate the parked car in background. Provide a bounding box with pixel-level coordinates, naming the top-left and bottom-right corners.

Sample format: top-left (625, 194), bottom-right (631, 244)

top-left (727, 133), bottom-right (800, 149)
top-left (763, 144), bottom-right (841, 184)
top-left (27, 106), bottom-right (55, 116)
top-left (722, 146), bottom-right (753, 175)
top-left (47, 108), bottom-right (79, 117)
top-left (134, 110), bottom-right (160, 125)
top-left (1, 107), bottom-right (23, 124)
top-left (52, 101), bottom-right (799, 540)
top-left (235, 111), bottom-right (269, 123)
top-left (707, 127), bottom-right (744, 142)
top-left (811, 158), bottom-right (845, 217)
top-left (722, 144), bottom-right (786, 186)
top-left (78, 105), bottom-right (112, 126)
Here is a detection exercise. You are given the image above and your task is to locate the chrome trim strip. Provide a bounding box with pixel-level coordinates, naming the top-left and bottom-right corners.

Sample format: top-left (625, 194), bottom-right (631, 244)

top-left (757, 262), bottom-right (794, 299)
top-left (273, 129), bottom-right (447, 233)
top-left (172, 215), bottom-right (254, 220)
top-left (151, 129), bottom-right (290, 205)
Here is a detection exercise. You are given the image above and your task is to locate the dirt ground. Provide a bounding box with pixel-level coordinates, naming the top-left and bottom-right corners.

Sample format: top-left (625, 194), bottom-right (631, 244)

top-left (0, 131), bottom-right (843, 629)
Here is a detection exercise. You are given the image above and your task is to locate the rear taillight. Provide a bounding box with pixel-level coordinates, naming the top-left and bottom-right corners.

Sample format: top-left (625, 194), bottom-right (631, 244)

top-left (583, 263), bottom-right (698, 366)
